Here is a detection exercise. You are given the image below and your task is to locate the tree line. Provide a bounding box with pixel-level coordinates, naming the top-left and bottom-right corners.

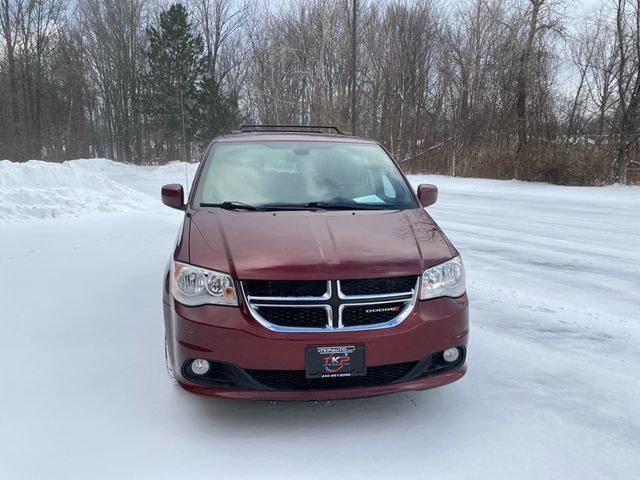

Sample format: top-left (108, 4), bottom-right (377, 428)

top-left (1, 0), bottom-right (639, 185)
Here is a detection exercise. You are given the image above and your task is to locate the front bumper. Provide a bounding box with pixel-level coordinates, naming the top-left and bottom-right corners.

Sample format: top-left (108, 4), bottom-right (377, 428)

top-left (163, 294), bottom-right (469, 400)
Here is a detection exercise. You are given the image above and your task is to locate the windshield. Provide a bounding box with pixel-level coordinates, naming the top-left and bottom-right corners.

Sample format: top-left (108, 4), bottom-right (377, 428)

top-left (193, 141), bottom-right (416, 210)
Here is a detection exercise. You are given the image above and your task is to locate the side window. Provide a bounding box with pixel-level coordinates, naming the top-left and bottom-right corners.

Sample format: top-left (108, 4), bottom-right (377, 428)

top-left (381, 174), bottom-right (397, 198)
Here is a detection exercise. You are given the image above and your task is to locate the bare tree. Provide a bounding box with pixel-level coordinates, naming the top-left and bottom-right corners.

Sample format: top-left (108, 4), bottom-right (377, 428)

top-left (1, 0), bottom-right (25, 159)
top-left (614, 0), bottom-right (640, 184)
top-left (587, 14), bottom-right (618, 140)
top-left (79, 0), bottom-right (147, 163)
top-left (189, 0), bottom-right (248, 85)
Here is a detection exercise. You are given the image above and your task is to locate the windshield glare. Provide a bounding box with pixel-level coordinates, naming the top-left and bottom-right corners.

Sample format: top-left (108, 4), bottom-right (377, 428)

top-left (194, 141), bottom-right (416, 209)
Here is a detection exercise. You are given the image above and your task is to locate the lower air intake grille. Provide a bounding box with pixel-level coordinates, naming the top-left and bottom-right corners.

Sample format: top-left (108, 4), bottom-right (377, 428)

top-left (246, 362), bottom-right (418, 391)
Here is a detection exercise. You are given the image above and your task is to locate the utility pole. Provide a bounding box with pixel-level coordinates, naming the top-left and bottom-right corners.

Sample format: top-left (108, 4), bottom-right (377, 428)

top-left (350, 0), bottom-right (357, 135)
top-left (180, 88), bottom-right (189, 194)
top-left (180, 88), bottom-right (188, 163)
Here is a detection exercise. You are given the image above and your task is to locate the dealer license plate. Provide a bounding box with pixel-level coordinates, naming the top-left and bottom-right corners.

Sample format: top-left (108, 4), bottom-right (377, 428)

top-left (305, 345), bottom-right (366, 379)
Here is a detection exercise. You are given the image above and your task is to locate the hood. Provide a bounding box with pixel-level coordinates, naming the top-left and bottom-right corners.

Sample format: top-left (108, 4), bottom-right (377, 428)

top-left (187, 208), bottom-right (454, 280)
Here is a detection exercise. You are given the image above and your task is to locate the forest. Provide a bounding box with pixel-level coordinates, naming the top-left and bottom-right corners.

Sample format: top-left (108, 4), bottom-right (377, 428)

top-left (1, 0), bottom-right (639, 185)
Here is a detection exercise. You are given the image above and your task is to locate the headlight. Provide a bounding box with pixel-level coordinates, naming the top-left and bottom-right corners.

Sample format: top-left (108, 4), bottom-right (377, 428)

top-left (172, 261), bottom-right (238, 306)
top-left (420, 256), bottom-right (465, 300)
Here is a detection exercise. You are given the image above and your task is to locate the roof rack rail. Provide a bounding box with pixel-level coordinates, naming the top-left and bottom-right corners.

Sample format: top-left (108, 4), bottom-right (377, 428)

top-left (238, 124), bottom-right (345, 135)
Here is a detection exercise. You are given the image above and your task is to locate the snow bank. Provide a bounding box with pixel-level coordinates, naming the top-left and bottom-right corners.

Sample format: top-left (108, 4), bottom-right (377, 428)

top-left (65, 158), bottom-right (199, 196)
top-left (148, 160), bottom-right (200, 179)
top-left (63, 157), bottom-right (136, 174)
top-left (64, 158), bottom-right (199, 179)
top-left (0, 160), bottom-right (155, 221)
top-left (410, 173), bottom-right (640, 202)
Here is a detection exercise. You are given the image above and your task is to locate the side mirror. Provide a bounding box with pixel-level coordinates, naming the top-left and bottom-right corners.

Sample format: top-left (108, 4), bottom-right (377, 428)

top-left (161, 184), bottom-right (185, 210)
top-left (417, 184), bottom-right (438, 207)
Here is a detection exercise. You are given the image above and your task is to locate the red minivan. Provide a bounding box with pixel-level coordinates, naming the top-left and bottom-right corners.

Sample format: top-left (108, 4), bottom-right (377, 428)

top-left (161, 125), bottom-right (468, 400)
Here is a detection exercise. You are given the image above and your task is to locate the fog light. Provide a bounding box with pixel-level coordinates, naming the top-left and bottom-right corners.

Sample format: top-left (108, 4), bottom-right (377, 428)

top-left (191, 359), bottom-right (210, 375)
top-left (442, 348), bottom-right (460, 363)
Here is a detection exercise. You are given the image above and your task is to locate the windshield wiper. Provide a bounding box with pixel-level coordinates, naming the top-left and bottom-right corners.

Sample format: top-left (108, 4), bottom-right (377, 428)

top-left (200, 201), bottom-right (260, 211)
top-left (201, 202), bottom-right (317, 212)
top-left (259, 202), bottom-right (388, 211)
top-left (199, 201), bottom-right (391, 212)
top-left (303, 201), bottom-right (387, 210)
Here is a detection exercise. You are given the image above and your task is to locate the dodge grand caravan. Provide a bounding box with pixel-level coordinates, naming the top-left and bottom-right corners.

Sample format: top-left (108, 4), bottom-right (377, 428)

top-left (161, 125), bottom-right (468, 400)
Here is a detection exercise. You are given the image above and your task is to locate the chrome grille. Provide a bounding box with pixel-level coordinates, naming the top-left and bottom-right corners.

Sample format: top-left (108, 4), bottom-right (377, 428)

top-left (339, 276), bottom-right (417, 296)
top-left (244, 280), bottom-right (328, 298)
top-left (242, 277), bottom-right (419, 332)
top-left (255, 305), bottom-right (330, 329)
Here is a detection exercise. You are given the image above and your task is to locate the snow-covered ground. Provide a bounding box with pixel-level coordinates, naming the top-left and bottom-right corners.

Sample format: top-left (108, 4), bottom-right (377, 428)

top-left (0, 159), bottom-right (638, 479)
